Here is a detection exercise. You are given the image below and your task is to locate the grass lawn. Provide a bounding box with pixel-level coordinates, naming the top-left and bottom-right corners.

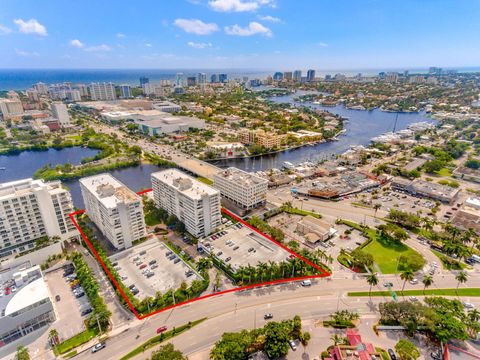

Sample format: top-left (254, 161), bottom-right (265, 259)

top-left (435, 168), bottom-right (452, 177)
top-left (348, 288), bottom-right (480, 297)
top-left (55, 328), bottom-right (98, 355)
top-left (431, 249), bottom-right (467, 270)
top-left (362, 234), bottom-right (423, 274)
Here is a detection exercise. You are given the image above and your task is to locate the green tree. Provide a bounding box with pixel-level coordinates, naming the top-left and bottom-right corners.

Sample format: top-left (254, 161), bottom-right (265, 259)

top-left (16, 346), bottom-right (30, 360)
top-left (395, 339), bottom-right (420, 360)
top-left (210, 330), bottom-right (254, 360)
top-left (263, 321), bottom-right (291, 359)
top-left (400, 269), bottom-right (414, 296)
top-left (151, 343), bottom-right (187, 360)
top-left (422, 275), bottom-right (433, 295)
top-left (455, 271), bottom-right (468, 294)
top-left (366, 273), bottom-right (379, 299)
top-left (300, 331), bottom-right (311, 355)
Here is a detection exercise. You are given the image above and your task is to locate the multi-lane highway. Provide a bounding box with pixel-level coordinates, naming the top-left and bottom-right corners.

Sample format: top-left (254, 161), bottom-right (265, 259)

top-left (74, 272), bottom-right (480, 360)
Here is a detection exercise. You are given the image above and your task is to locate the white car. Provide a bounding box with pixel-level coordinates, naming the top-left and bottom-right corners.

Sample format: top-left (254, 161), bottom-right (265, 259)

top-left (409, 296), bottom-right (418, 302)
top-left (409, 279), bottom-right (418, 285)
top-left (463, 301), bottom-right (475, 309)
top-left (11, 285), bottom-right (17, 293)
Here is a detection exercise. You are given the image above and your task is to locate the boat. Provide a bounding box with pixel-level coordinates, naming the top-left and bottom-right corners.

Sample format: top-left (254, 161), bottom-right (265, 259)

top-left (282, 161), bottom-right (295, 170)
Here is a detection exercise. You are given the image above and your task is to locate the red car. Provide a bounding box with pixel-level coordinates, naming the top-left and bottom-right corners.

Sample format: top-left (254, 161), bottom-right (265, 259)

top-left (156, 326), bottom-right (167, 334)
top-left (139, 264), bottom-right (147, 269)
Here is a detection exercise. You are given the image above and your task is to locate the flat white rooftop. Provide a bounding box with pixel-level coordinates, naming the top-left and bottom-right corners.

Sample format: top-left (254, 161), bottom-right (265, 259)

top-left (215, 167), bottom-right (268, 187)
top-left (80, 173), bottom-right (140, 208)
top-left (0, 178), bottom-right (63, 199)
top-left (152, 169), bottom-right (219, 200)
top-left (5, 277), bottom-right (49, 316)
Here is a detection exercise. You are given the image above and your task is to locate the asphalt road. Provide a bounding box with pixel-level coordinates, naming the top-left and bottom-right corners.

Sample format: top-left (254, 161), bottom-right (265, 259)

top-left (75, 273), bottom-right (480, 360)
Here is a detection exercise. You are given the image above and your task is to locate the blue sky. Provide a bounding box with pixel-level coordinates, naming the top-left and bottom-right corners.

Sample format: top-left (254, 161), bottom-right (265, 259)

top-left (0, 0), bottom-right (479, 70)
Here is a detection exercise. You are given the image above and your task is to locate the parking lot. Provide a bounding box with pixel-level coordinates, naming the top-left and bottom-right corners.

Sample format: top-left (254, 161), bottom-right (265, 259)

top-left (44, 268), bottom-right (89, 340)
top-left (364, 189), bottom-right (435, 214)
top-left (111, 240), bottom-right (202, 300)
top-left (200, 223), bottom-right (292, 272)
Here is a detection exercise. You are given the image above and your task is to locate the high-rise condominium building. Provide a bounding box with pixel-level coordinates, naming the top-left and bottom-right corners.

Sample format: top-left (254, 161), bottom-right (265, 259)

top-left (119, 84), bottom-right (132, 98)
top-left (197, 73), bottom-right (207, 85)
top-left (306, 69), bottom-right (316, 82)
top-left (0, 179), bottom-right (78, 258)
top-left (210, 74), bottom-right (218, 83)
top-left (151, 169), bottom-right (221, 238)
top-left (0, 99), bottom-right (23, 120)
top-left (51, 102), bottom-right (71, 126)
top-left (33, 82), bottom-right (49, 95)
top-left (273, 72), bottom-right (283, 81)
top-left (293, 70), bottom-right (302, 82)
top-left (89, 82), bottom-right (117, 101)
top-left (139, 76), bottom-right (149, 86)
top-left (219, 74), bottom-right (228, 83)
top-left (283, 72), bottom-right (293, 81)
top-left (79, 174), bottom-right (146, 250)
top-left (213, 168), bottom-right (268, 210)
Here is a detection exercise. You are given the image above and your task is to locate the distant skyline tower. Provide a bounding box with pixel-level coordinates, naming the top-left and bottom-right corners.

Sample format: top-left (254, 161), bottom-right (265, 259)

top-left (210, 74), bottom-right (218, 83)
top-left (306, 69), bottom-right (316, 82)
top-left (219, 73), bottom-right (228, 83)
top-left (273, 72), bottom-right (283, 81)
top-left (283, 71), bottom-right (293, 81)
top-left (119, 84), bottom-right (131, 98)
top-left (197, 72), bottom-right (207, 85)
top-left (139, 76), bottom-right (149, 86)
top-left (175, 72), bottom-right (185, 87)
top-left (293, 70), bottom-right (302, 82)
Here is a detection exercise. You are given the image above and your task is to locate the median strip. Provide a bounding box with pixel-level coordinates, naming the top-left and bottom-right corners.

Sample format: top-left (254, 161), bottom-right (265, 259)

top-left (348, 288), bottom-right (480, 297)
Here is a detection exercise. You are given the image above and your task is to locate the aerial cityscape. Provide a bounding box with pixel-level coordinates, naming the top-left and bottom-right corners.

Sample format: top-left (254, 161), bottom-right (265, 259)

top-left (1, 1), bottom-right (480, 360)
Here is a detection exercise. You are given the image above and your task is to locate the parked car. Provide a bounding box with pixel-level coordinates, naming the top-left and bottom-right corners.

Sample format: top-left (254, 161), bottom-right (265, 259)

top-left (146, 272), bottom-right (155, 278)
top-left (139, 264), bottom-right (147, 269)
top-left (173, 258), bottom-right (181, 264)
top-left (149, 260), bottom-right (157, 265)
top-left (288, 340), bottom-right (297, 351)
top-left (233, 246), bottom-right (239, 251)
top-left (225, 257), bottom-right (232, 262)
top-left (409, 278), bottom-right (418, 285)
top-left (388, 349), bottom-right (397, 360)
top-left (156, 326), bottom-right (167, 334)
top-left (409, 296), bottom-right (418, 302)
top-left (81, 307), bottom-right (93, 316)
top-left (55, 295), bottom-right (61, 302)
top-left (463, 301), bottom-right (475, 309)
top-left (91, 342), bottom-right (106, 353)
top-left (264, 313), bottom-right (273, 320)
top-left (383, 282), bottom-right (393, 288)
top-left (301, 280), bottom-right (312, 287)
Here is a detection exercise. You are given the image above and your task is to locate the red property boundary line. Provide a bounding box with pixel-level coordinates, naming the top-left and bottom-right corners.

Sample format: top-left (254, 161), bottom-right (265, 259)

top-left (68, 188), bottom-right (331, 320)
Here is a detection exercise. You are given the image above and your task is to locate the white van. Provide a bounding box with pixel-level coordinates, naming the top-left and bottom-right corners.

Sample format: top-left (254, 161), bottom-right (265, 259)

top-left (301, 280), bottom-right (312, 287)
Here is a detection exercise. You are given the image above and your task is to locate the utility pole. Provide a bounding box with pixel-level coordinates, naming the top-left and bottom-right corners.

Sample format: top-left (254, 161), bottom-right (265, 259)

top-left (96, 314), bottom-right (102, 335)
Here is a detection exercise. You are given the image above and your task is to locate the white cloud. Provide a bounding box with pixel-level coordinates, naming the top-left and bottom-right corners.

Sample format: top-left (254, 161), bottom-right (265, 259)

top-left (257, 15), bottom-right (281, 23)
top-left (0, 24), bottom-right (12, 35)
top-left (225, 22), bottom-right (272, 37)
top-left (84, 44), bottom-right (112, 52)
top-left (116, 33), bottom-right (125, 38)
top-left (174, 18), bottom-right (219, 35)
top-left (14, 18), bottom-right (47, 36)
top-left (209, 0), bottom-right (274, 12)
top-left (70, 39), bottom-right (85, 48)
top-left (145, 43), bottom-right (152, 47)
top-left (15, 49), bottom-right (39, 57)
top-left (317, 42), bottom-right (328, 47)
top-left (187, 41), bottom-right (213, 49)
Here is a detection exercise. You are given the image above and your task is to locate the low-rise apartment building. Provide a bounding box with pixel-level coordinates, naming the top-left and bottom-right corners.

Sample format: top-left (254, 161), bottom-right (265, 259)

top-left (0, 179), bottom-right (78, 258)
top-left (213, 167), bottom-right (268, 210)
top-left (79, 174), bottom-right (146, 250)
top-left (151, 169), bottom-right (221, 238)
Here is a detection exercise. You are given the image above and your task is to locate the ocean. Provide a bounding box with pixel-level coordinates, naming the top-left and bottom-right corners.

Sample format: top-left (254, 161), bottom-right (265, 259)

top-left (1, 67), bottom-right (479, 91)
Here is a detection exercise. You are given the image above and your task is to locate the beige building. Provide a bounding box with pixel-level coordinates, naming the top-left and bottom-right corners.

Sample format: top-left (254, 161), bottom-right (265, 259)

top-left (0, 99), bottom-right (23, 120)
top-left (296, 215), bottom-right (337, 244)
top-left (239, 129), bottom-right (281, 149)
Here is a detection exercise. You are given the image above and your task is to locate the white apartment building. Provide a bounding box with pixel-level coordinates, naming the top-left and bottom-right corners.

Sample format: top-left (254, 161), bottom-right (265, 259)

top-left (89, 82), bottom-right (117, 101)
top-left (151, 169), bottom-right (221, 238)
top-left (79, 174), bottom-right (146, 250)
top-left (213, 167), bottom-right (268, 210)
top-left (51, 102), bottom-right (71, 126)
top-left (0, 99), bottom-right (23, 120)
top-left (0, 179), bottom-right (78, 258)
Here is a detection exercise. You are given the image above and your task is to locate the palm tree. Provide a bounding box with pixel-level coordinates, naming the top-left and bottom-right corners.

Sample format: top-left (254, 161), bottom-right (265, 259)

top-left (366, 273), bottom-right (379, 299)
top-left (373, 203), bottom-right (381, 218)
top-left (300, 331), bottom-right (311, 355)
top-left (422, 275), bottom-right (433, 295)
top-left (400, 269), bottom-right (414, 296)
top-left (48, 329), bottom-right (59, 347)
top-left (330, 333), bottom-right (343, 346)
top-left (455, 271), bottom-right (468, 295)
